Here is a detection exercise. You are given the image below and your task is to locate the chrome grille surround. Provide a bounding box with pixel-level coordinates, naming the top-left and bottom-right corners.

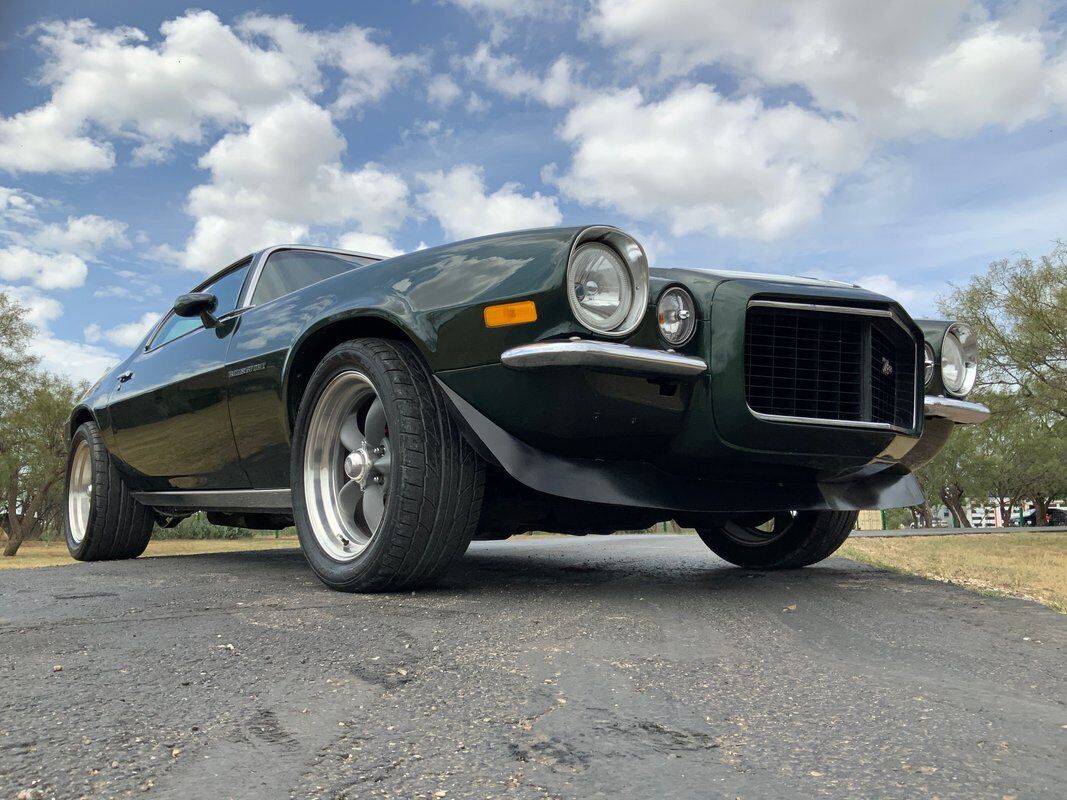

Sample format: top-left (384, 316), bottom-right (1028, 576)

top-left (744, 300), bottom-right (920, 433)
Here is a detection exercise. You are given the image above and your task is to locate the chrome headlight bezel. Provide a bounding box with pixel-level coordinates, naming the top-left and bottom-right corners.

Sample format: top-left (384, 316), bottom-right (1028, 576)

top-left (923, 341), bottom-right (935, 387)
top-left (941, 322), bottom-right (977, 397)
top-left (566, 227), bottom-right (648, 337)
top-left (656, 286), bottom-right (697, 346)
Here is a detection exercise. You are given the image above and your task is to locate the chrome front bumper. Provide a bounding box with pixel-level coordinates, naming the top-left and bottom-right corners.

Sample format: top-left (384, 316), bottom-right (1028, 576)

top-left (501, 340), bottom-right (707, 378)
top-left (924, 395), bottom-right (990, 424)
top-left (501, 341), bottom-right (990, 425)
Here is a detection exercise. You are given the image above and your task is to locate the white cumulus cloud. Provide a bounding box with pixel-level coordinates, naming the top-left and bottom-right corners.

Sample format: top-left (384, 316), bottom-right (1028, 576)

top-left (84, 311), bottom-right (161, 348)
top-left (0, 11), bottom-right (419, 173)
top-left (338, 232), bottom-right (403, 257)
top-left (552, 85), bottom-right (868, 239)
top-left (463, 44), bottom-right (583, 107)
top-left (179, 95), bottom-right (410, 271)
top-left (427, 74), bottom-right (463, 108)
top-left (586, 0), bottom-right (1064, 137)
top-left (854, 274), bottom-right (944, 317)
top-left (417, 164), bottom-right (562, 240)
top-left (29, 215), bottom-right (129, 259)
top-left (0, 247), bottom-right (87, 290)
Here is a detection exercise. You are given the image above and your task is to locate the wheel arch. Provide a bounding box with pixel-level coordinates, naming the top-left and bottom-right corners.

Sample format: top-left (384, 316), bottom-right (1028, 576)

top-left (68, 405), bottom-right (97, 442)
top-left (283, 312), bottom-right (426, 435)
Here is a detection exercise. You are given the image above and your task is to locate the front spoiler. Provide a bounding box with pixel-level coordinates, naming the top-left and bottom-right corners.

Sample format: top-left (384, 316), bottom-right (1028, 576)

top-left (439, 379), bottom-right (924, 513)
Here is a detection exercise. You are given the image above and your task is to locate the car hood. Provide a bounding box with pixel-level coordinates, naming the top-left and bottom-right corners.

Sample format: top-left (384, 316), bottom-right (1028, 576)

top-left (650, 265), bottom-right (858, 290)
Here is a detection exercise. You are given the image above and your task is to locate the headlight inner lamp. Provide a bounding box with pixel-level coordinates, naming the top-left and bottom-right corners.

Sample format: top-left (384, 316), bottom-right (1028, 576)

top-left (941, 322), bottom-right (977, 397)
top-left (565, 228), bottom-right (649, 337)
top-left (657, 287), bottom-right (697, 346)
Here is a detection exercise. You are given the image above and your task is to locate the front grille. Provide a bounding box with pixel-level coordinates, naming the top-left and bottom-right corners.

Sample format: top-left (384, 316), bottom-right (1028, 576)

top-left (744, 302), bottom-right (918, 430)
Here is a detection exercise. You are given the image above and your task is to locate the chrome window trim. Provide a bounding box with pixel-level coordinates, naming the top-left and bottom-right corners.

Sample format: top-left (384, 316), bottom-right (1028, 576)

top-left (744, 300), bottom-right (922, 434)
top-left (239, 245), bottom-right (383, 311)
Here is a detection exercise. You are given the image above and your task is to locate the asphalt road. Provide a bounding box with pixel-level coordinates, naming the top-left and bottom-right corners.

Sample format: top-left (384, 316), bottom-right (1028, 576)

top-left (1, 535), bottom-right (1064, 800)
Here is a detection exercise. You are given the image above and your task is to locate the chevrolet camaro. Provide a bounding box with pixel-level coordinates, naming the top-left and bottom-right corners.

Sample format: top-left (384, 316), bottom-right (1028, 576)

top-left (65, 226), bottom-right (988, 591)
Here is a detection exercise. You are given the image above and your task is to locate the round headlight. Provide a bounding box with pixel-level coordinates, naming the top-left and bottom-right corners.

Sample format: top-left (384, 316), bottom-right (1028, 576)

top-left (569, 242), bottom-right (634, 333)
top-left (657, 287), bottom-right (696, 345)
top-left (941, 323), bottom-right (977, 396)
top-left (923, 342), bottom-right (935, 387)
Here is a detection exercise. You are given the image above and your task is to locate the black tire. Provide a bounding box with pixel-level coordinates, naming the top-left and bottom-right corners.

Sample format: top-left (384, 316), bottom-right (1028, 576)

top-left (291, 338), bottom-right (484, 592)
top-left (65, 421), bottom-right (155, 561)
top-left (696, 510), bottom-right (857, 569)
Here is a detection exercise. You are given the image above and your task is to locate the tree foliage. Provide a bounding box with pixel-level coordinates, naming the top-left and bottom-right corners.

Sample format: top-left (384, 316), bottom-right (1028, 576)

top-left (0, 293), bottom-right (84, 556)
top-left (916, 244), bottom-right (1067, 525)
top-left (941, 244), bottom-right (1067, 419)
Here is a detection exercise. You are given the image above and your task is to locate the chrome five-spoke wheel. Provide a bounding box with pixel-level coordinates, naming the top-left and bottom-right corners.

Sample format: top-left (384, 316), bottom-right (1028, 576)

top-left (303, 370), bottom-right (392, 562)
top-left (66, 438), bottom-right (92, 545)
top-left (291, 338), bottom-right (485, 592)
top-left (64, 421), bottom-right (154, 561)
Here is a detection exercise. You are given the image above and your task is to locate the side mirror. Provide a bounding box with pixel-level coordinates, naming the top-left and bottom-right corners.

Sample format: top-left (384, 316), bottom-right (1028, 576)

top-left (173, 292), bottom-right (219, 328)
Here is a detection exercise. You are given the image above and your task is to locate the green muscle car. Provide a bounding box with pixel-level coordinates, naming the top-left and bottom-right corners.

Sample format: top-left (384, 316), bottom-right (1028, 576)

top-left (65, 226), bottom-right (987, 591)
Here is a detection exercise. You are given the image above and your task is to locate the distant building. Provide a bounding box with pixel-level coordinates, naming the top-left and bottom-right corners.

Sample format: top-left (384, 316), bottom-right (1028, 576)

top-left (964, 500), bottom-right (1067, 527)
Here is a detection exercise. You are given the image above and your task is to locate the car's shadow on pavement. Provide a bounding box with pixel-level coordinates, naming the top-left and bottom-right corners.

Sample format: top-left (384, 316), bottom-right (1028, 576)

top-left (136, 536), bottom-right (1053, 629)
top-left (159, 536), bottom-right (899, 601)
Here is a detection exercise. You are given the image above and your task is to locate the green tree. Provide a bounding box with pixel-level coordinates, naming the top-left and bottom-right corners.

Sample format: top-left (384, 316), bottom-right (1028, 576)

top-left (0, 292), bottom-right (36, 414)
top-left (932, 245), bottom-right (1067, 523)
top-left (0, 293), bottom-right (84, 556)
top-left (941, 244), bottom-right (1067, 419)
top-left (987, 404), bottom-right (1067, 525)
top-left (918, 417), bottom-right (982, 527)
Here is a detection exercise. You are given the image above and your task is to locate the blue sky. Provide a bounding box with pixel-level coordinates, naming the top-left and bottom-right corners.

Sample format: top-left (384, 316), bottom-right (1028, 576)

top-left (1, 0), bottom-right (1066, 381)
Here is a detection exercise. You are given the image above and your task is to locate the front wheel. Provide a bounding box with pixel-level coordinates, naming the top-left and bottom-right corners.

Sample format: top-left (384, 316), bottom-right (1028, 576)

top-left (695, 510), bottom-right (857, 569)
top-left (65, 421), bottom-right (155, 561)
top-left (291, 338), bottom-right (484, 592)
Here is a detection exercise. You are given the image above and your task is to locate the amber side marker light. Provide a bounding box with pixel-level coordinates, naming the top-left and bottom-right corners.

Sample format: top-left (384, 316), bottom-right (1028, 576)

top-left (484, 300), bottom-right (537, 328)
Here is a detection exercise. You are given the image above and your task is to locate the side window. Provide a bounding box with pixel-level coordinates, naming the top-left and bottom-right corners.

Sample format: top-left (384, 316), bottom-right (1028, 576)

top-left (151, 315), bottom-right (202, 348)
top-left (150, 260), bottom-right (252, 349)
top-left (251, 250), bottom-right (373, 307)
top-left (206, 261), bottom-right (252, 313)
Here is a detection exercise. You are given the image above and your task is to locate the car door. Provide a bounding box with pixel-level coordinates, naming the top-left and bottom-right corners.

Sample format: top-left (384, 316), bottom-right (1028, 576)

top-left (106, 259), bottom-right (254, 490)
top-left (225, 248), bottom-right (377, 487)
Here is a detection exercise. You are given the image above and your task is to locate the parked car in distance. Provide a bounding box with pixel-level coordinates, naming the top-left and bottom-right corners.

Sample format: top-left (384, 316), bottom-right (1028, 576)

top-left (1021, 507), bottom-right (1067, 526)
top-left (65, 226), bottom-right (990, 591)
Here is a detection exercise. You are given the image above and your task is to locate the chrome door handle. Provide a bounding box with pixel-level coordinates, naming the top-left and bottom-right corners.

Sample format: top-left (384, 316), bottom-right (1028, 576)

top-left (118, 370), bottom-right (134, 383)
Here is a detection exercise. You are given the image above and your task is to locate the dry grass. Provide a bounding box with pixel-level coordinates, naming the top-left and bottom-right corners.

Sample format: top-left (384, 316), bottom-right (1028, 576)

top-left (840, 532), bottom-right (1067, 613)
top-left (0, 536), bottom-right (300, 570)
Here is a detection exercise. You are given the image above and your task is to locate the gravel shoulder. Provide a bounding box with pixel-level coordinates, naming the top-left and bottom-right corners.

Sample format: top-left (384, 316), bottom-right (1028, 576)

top-left (1, 535), bottom-right (1064, 800)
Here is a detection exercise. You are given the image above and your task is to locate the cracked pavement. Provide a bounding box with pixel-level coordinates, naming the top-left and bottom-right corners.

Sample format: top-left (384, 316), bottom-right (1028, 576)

top-left (1, 534), bottom-right (1065, 799)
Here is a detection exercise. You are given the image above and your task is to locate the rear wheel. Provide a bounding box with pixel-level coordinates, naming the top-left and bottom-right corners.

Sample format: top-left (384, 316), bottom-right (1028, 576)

top-left (695, 510), bottom-right (857, 569)
top-left (291, 338), bottom-right (484, 592)
top-left (65, 421), bottom-right (155, 561)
